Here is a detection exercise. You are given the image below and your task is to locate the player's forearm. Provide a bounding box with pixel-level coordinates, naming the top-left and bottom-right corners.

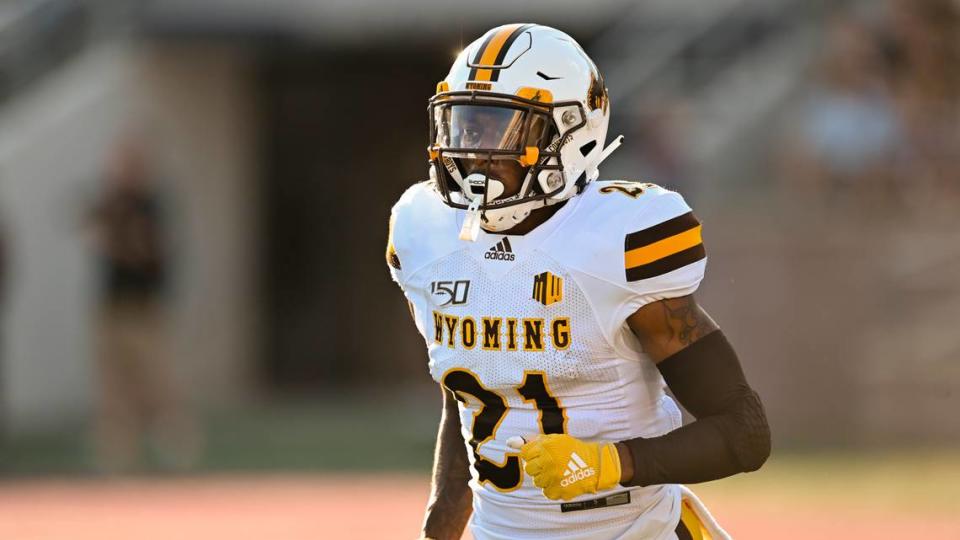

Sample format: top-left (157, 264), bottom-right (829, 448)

top-left (616, 412), bottom-right (766, 485)
top-left (422, 389), bottom-right (472, 540)
top-left (619, 330), bottom-right (771, 486)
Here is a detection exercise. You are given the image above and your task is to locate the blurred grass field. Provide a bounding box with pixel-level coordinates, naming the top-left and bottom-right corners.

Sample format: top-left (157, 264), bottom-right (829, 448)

top-left (1, 452), bottom-right (957, 539)
top-left (1, 395), bottom-right (958, 538)
top-left (696, 449), bottom-right (960, 538)
top-left (1, 392), bottom-right (442, 476)
top-left (701, 447), bottom-right (960, 515)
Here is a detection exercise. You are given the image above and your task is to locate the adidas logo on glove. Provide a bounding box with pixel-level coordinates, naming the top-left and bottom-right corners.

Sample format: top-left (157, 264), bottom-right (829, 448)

top-left (560, 452), bottom-right (596, 487)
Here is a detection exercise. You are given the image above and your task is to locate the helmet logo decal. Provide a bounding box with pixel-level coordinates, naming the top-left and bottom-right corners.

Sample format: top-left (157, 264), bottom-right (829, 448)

top-left (587, 71), bottom-right (608, 113)
top-left (468, 24), bottom-right (533, 82)
top-left (465, 82), bottom-right (493, 91)
top-left (570, 44), bottom-right (608, 113)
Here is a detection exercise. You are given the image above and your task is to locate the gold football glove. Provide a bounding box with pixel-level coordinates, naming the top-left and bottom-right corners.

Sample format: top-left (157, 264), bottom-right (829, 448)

top-left (513, 434), bottom-right (622, 500)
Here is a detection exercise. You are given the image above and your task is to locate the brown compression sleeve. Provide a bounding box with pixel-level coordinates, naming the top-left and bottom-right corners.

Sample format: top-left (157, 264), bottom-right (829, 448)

top-left (621, 330), bottom-right (771, 486)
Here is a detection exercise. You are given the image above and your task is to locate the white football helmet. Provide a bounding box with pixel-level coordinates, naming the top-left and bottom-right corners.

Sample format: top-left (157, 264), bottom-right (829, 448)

top-left (427, 24), bottom-right (621, 238)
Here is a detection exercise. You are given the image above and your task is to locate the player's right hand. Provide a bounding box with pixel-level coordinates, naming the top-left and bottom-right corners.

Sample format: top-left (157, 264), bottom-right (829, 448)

top-left (512, 433), bottom-right (622, 501)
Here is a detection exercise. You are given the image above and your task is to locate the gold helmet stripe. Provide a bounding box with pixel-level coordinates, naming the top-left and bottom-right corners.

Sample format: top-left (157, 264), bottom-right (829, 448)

top-left (467, 28), bottom-right (500, 81)
top-left (469, 24), bottom-right (531, 82)
top-left (487, 24), bottom-right (533, 82)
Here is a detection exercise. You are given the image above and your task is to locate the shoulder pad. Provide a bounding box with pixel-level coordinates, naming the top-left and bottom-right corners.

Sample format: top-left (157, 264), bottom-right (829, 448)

top-left (387, 181), bottom-right (461, 284)
top-left (544, 180), bottom-right (707, 341)
top-left (549, 180), bottom-right (706, 299)
top-left (618, 185), bottom-right (705, 284)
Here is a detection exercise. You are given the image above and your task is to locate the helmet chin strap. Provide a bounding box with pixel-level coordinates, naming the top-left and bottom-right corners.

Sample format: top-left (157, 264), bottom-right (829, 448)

top-left (480, 198), bottom-right (544, 232)
top-left (454, 137), bottom-right (624, 242)
top-left (459, 170), bottom-right (536, 241)
top-left (463, 173), bottom-right (505, 201)
top-left (459, 172), bottom-right (506, 242)
top-left (476, 165), bottom-right (544, 234)
top-left (463, 163), bottom-right (547, 240)
top-left (459, 197), bottom-right (483, 241)
top-left (442, 165), bottom-right (483, 242)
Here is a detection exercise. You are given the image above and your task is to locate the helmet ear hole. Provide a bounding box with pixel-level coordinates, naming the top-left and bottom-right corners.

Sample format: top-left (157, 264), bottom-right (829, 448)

top-left (579, 140), bottom-right (597, 157)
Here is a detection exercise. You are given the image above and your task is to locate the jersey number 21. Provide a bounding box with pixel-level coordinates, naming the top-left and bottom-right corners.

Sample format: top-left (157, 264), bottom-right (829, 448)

top-left (443, 369), bottom-right (567, 491)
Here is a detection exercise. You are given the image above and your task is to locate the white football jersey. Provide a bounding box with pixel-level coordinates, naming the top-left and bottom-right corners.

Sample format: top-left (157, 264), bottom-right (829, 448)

top-left (387, 180), bottom-right (707, 540)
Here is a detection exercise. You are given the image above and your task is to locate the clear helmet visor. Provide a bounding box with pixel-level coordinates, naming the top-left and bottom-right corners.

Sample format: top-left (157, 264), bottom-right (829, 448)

top-left (434, 104), bottom-right (549, 153)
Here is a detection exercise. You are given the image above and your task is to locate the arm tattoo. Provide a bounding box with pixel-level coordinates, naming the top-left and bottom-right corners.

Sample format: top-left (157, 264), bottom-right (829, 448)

top-left (660, 295), bottom-right (715, 347)
top-left (423, 391), bottom-right (473, 539)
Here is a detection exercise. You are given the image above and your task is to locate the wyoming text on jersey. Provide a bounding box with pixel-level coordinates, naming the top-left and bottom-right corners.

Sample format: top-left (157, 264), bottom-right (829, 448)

top-left (432, 312), bottom-right (571, 352)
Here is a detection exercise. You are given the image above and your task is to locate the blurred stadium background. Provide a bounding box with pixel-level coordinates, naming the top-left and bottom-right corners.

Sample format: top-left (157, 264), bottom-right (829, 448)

top-left (0, 0), bottom-right (958, 538)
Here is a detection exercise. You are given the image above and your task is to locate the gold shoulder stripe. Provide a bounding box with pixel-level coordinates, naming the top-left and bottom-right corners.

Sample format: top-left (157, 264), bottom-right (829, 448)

top-left (624, 212), bottom-right (704, 281)
top-left (625, 226), bottom-right (701, 268)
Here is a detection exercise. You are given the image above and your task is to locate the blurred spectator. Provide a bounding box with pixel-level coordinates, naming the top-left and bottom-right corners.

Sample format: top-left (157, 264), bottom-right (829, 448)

top-left (886, 0), bottom-right (960, 209)
top-left (87, 135), bottom-right (199, 474)
top-left (0, 211), bottom-right (6, 434)
top-left (781, 12), bottom-right (902, 207)
top-left (628, 98), bottom-right (693, 194)
top-left (0, 210), bottom-right (6, 308)
top-left (782, 0), bottom-right (960, 215)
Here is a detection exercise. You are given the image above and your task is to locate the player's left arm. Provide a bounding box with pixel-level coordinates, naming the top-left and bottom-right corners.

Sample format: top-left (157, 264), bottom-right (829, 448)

top-left (519, 191), bottom-right (770, 499)
top-left (518, 294), bottom-right (771, 499)
top-left (616, 294), bottom-right (771, 486)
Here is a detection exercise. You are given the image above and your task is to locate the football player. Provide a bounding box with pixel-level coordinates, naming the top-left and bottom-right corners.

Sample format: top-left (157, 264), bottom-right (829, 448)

top-left (387, 24), bottom-right (771, 540)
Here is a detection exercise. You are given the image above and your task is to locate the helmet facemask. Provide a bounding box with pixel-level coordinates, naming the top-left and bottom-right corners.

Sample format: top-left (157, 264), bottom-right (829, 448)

top-left (426, 24), bottom-right (619, 240)
top-left (427, 91), bottom-right (588, 236)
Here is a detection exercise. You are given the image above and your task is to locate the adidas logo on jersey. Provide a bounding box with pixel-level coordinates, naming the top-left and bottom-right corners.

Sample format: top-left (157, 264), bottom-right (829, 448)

top-left (560, 452), bottom-right (596, 487)
top-left (484, 237), bottom-right (515, 261)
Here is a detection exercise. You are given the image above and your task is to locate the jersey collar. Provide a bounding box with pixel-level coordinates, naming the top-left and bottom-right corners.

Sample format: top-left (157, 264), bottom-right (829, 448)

top-left (458, 195), bottom-right (582, 278)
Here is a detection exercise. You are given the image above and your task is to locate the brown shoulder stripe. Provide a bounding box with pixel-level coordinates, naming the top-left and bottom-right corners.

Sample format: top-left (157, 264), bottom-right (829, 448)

top-left (624, 212), bottom-right (704, 282)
